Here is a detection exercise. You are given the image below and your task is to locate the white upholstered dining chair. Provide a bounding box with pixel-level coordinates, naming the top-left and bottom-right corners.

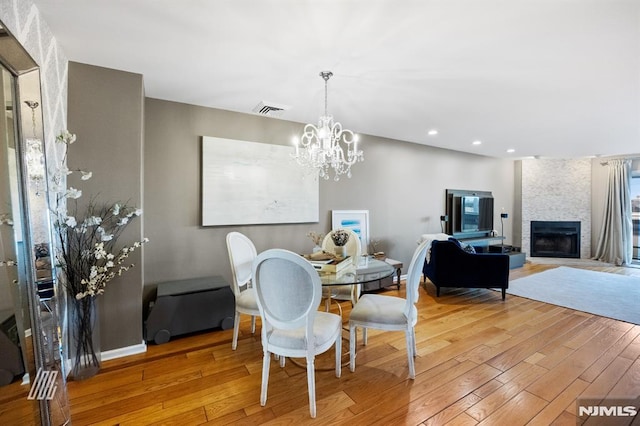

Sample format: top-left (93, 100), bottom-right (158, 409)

top-left (252, 248), bottom-right (342, 418)
top-left (348, 239), bottom-right (430, 379)
top-left (225, 231), bottom-right (260, 350)
top-left (321, 229), bottom-right (362, 308)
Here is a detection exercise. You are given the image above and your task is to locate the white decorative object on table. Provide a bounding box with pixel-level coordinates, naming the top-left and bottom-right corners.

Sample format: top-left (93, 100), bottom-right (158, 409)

top-left (330, 229), bottom-right (350, 257)
top-left (307, 231), bottom-right (324, 253)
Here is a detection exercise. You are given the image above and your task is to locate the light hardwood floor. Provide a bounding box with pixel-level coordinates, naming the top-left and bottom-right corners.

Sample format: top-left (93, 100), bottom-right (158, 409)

top-left (5, 261), bottom-right (640, 425)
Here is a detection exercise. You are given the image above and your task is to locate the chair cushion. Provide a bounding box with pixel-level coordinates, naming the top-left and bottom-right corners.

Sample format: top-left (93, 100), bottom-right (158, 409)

top-left (350, 294), bottom-right (415, 327)
top-left (267, 311), bottom-right (341, 350)
top-left (236, 288), bottom-right (258, 311)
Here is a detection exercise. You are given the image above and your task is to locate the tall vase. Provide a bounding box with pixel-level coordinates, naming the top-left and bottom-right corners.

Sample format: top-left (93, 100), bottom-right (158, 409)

top-left (69, 296), bottom-right (100, 380)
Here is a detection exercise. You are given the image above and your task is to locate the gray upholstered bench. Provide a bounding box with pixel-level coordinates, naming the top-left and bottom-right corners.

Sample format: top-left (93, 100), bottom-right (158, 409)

top-left (145, 276), bottom-right (235, 344)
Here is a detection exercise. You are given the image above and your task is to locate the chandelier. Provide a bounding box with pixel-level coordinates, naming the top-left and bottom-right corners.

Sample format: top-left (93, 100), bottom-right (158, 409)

top-left (24, 100), bottom-right (45, 196)
top-left (292, 71), bottom-right (363, 180)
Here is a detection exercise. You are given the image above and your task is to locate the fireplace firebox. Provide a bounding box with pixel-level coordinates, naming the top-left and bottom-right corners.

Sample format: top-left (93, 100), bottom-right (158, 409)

top-left (530, 221), bottom-right (580, 258)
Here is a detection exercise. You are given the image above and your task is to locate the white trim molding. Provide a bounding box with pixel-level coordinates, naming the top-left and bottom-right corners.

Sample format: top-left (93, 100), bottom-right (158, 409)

top-left (101, 341), bottom-right (147, 361)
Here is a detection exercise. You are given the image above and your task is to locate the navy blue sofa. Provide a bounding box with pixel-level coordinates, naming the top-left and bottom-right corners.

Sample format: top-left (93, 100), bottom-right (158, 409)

top-left (423, 240), bottom-right (510, 300)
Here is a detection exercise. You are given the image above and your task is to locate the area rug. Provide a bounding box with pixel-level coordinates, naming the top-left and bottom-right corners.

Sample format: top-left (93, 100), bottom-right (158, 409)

top-left (507, 266), bottom-right (640, 325)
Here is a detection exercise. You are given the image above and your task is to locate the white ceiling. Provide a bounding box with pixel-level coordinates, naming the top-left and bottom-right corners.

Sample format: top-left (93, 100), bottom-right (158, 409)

top-left (32, 0), bottom-right (640, 159)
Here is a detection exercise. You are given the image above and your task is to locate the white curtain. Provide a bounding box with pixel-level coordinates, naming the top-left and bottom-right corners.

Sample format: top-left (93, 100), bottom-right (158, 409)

top-left (594, 159), bottom-right (633, 265)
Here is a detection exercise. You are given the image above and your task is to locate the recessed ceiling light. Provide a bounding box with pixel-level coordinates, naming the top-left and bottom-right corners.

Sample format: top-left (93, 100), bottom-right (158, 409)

top-left (506, 148), bottom-right (515, 153)
top-left (472, 140), bottom-right (482, 145)
top-left (428, 129), bottom-right (438, 136)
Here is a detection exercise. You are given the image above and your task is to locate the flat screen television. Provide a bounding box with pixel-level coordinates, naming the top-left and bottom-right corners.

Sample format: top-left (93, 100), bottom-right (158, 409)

top-left (445, 189), bottom-right (494, 239)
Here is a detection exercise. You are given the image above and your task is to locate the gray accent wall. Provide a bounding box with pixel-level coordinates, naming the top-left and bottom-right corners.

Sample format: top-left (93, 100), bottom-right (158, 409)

top-left (143, 98), bottom-right (516, 305)
top-left (68, 62), bottom-right (144, 351)
top-left (67, 65), bottom-right (516, 353)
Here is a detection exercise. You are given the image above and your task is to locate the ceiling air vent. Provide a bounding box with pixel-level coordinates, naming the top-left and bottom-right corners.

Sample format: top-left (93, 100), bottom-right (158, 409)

top-left (252, 101), bottom-right (290, 118)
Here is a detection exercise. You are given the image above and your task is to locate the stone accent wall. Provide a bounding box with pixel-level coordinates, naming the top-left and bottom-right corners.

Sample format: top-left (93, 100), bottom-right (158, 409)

top-left (521, 158), bottom-right (591, 258)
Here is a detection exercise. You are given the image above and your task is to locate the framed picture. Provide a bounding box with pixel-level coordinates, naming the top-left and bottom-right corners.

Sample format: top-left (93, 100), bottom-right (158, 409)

top-left (332, 210), bottom-right (370, 254)
top-left (201, 136), bottom-right (319, 226)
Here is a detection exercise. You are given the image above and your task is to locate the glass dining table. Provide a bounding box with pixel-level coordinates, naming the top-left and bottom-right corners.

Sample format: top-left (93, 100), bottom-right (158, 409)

top-left (317, 257), bottom-right (396, 287)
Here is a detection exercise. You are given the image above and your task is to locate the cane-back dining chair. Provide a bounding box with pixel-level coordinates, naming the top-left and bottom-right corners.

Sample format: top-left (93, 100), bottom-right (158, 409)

top-left (225, 231), bottom-right (260, 350)
top-left (348, 239), bottom-right (429, 379)
top-left (252, 248), bottom-right (342, 418)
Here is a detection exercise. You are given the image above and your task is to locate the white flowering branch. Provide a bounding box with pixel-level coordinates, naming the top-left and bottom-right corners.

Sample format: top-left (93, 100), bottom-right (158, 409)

top-left (51, 130), bottom-right (149, 300)
top-left (74, 238), bottom-right (149, 299)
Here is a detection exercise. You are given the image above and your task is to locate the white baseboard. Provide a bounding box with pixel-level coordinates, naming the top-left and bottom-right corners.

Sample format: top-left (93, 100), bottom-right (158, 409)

top-left (394, 274), bottom-right (407, 283)
top-left (101, 341), bottom-right (147, 361)
top-left (63, 341), bottom-right (147, 377)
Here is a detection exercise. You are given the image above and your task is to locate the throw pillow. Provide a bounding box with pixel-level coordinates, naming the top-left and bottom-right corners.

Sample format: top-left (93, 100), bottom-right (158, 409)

top-left (461, 243), bottom-right (476, 254)
top-left (448, 237), bottom-right (476, 253)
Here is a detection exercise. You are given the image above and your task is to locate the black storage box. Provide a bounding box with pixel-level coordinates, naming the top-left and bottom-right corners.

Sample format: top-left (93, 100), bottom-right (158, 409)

top-left (145, 276), bottom-right (235, 344)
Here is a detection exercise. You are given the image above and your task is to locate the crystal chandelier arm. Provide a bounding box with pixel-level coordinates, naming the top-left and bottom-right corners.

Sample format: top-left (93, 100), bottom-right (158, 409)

top-left (300, 123), bottom-right (320, 147)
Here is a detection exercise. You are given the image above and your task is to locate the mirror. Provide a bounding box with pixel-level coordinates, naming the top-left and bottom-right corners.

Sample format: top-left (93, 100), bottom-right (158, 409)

top-left (0, 23), bottom-right (70, 425)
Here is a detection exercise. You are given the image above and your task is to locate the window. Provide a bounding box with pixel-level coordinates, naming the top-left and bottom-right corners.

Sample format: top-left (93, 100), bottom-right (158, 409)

top-left (632, 174), bottom-right (640, 261)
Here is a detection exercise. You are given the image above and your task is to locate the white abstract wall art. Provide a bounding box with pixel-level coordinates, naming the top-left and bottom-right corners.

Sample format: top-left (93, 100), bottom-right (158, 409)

top-left (201, 136), bottom-right (319, 226)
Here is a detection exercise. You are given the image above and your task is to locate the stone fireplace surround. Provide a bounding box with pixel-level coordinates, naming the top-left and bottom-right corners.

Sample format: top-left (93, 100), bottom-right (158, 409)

top-left (519, 159), bottom-right (592, 259)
